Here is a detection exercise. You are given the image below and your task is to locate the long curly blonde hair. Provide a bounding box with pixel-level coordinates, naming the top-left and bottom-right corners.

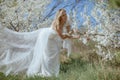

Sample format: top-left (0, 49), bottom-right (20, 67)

top-left (51, 9), bottom-right (67, 30)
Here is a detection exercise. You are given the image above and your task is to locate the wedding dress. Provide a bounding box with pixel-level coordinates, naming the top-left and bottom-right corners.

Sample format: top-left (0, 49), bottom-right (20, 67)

top-left (0, 22), bottom-right (71, 77)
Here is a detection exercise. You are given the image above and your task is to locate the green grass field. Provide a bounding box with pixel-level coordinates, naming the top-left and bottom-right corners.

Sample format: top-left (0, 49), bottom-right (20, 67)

top-left (0, 40), bottom-right (120, 80)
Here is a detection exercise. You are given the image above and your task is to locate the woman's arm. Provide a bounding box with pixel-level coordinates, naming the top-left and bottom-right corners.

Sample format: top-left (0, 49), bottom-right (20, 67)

top-left (51, 21), bottom-right (68, 39)
top-left (56, 26), bottom-right (72, 39)
top-left (56, 26), bottom-right (80, 39)
top-left (66, 25), bottom-right (80, 39)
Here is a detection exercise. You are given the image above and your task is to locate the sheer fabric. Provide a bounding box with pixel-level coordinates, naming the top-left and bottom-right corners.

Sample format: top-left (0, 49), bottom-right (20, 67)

top-left (0, 24), bottom-right (71, 77)
top-left (0, 27), bottom-right (40, 76)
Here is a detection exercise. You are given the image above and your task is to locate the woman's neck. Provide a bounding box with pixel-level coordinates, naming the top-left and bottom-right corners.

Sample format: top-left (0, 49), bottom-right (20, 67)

top-left (61, 20), bottom-right (67, 26)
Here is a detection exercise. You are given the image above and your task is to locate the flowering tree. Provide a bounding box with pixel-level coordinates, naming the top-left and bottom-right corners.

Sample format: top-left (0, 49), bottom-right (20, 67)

top-left (0, 0), bottom-right (51, 32)
top-left (76, 0), bottom-right (120, 60)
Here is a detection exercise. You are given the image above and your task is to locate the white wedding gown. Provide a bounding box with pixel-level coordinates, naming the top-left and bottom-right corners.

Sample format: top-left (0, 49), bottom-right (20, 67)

top-left (0, 23), bottom-right (71, 77)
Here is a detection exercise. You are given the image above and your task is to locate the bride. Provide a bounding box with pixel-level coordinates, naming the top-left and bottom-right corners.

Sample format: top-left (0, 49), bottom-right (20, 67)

top-left (0, 9), bottom-right (79, 77)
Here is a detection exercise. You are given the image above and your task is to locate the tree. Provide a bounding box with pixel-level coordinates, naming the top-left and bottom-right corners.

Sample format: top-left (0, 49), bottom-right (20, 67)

top-left (77, 0), bottom-right (120, 60)
top-left (0, 0), bottom-right (50, 32)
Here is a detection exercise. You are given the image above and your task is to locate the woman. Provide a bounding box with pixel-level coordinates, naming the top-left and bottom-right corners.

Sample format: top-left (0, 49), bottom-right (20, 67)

top-left (0, 9), bottom-right (79, 77)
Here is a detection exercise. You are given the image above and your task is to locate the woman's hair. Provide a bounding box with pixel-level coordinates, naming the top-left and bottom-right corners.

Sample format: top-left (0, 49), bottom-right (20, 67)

top-left (52, 9), bottom-right (67, 30)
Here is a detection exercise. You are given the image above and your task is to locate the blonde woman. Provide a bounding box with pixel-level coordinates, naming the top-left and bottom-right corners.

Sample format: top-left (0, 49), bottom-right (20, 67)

top-left (0, 9), bottom-right (79, 77)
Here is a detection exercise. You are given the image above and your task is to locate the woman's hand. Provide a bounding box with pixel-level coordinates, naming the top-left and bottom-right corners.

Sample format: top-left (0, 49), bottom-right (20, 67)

top-left (62, 33), bottom-right (80, 39)
top-left (71, 34), bottom-right (80, 39)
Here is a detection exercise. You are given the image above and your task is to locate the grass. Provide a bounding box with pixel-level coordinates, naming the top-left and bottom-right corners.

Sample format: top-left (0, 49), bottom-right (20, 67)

top-left (0, 40), bottom-right (120, 80)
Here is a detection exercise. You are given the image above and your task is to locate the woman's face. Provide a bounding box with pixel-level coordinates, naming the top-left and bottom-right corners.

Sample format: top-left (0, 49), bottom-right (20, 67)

top-left (60, 9), bottom-right (67, 23)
